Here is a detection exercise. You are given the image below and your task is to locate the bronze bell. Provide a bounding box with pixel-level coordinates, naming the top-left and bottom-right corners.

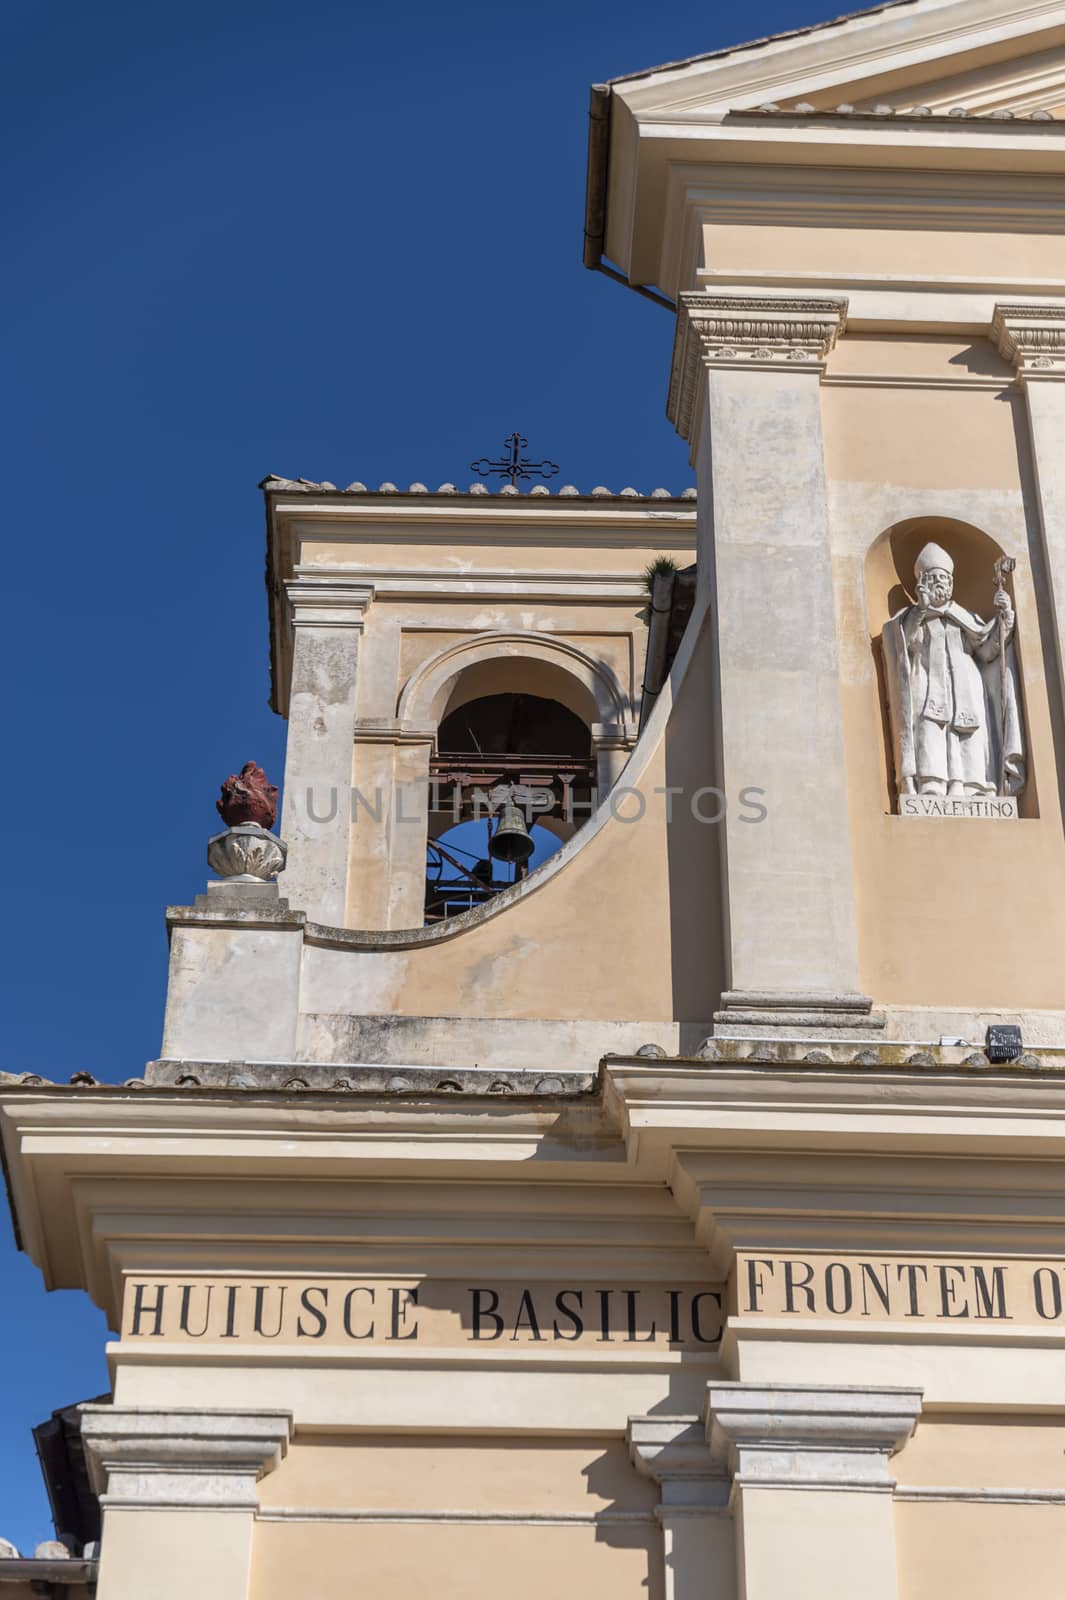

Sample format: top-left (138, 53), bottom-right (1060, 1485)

top-left (489, 791), bottom-right (535, 864)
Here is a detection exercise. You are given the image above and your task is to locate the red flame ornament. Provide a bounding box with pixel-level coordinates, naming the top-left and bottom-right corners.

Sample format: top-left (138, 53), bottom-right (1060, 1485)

top-left (216, 762), bottom-right (279, 829)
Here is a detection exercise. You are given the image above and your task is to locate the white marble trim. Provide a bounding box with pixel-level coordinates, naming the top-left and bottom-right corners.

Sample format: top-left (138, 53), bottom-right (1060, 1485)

top-left (895, 1484), bottom-right (1065, 1503)
top-left (255, 1506), bottom-right (655, 1526)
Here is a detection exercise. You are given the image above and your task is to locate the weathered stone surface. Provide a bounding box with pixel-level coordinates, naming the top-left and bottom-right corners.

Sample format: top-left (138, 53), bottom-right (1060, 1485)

top-left (216, 762), bottom-right (278, 828)
top-left (145, 1060), bottom-right (597, 1095)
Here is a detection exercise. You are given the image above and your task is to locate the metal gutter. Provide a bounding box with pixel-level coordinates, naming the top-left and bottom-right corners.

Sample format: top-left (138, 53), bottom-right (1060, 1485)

top-left (581, 84), bottom-right (675, 312)
top-left (638, 567), bottom-right (677, 734)
top-left (0, 1558), bottom-right (97, 1588)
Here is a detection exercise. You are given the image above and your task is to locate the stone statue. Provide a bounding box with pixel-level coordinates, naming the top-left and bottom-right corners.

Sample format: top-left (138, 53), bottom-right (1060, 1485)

top-left (881, 542), bottom-right (1024, 801)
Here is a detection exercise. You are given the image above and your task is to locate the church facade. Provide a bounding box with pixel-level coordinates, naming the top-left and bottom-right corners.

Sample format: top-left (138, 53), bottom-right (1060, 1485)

top-left (4, 1), bottom-right (1065, 1596)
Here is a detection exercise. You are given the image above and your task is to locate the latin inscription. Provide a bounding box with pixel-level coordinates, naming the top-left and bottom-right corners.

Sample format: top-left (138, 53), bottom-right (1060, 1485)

top-left (741, 1254), bottom-right (1065, 1325)
top-left (897, 795), bottom-right (1017, 820)
top-left (121, 1279), bottom-right (725, 1349)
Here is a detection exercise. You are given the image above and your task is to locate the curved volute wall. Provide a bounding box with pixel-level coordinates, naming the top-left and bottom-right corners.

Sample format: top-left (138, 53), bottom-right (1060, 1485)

top-left (163, 595), bottom-right (727, 1069)
top-left (300, 596), bottom-right (726, 1029)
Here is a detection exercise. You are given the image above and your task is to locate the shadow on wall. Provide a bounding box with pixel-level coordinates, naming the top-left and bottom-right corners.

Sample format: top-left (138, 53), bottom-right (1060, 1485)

top-left (663, 607), bottom-right (726, 1034)
top-left (584, 1444), bottom-right (665, 1600)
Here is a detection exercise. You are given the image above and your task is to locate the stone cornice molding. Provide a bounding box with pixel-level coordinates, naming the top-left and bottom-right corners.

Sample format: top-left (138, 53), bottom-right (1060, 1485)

top-left (667, 292), bottom-right (847, 441)
top-left (628, 1417), bottom-right (730, 1512)
top-left (396, 628), bottom-right (628, 730)
top-left (80, 1407), bottom-right (293, 1511)
top-left (353, 718), bottom-right (436, 747)
top-left (284, 572), bottom-right (374, 630)
top-left (992, 301), bottom-right (1065, 380)
top-left (707, 1383), bottom-right (921, 1492)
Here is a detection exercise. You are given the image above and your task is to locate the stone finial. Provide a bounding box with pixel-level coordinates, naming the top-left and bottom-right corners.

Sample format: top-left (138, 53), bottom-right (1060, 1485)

top-left (217, 762), bottom-right (278, 829)
top-left (34, 1542), bottom-right (71, 1560)
top-left (210, 763), bottom-right (286, 883)
top-left (0, 1538), bottom-right (19, 1559)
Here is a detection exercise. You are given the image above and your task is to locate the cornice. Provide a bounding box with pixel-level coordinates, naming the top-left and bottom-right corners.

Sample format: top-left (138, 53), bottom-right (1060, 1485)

top-left (611, 0), bottom-right (1065, 113)
top-left (291, 561), bottom-right (656, 605)
top-left (272, 501), bottom-right (697, 540)
top-left (992, 299), bottom-right (1065, 378)
top-left (667, 292), bottom-right (847, 441)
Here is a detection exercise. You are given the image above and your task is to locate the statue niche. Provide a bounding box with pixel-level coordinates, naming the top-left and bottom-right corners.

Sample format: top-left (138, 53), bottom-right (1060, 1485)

top-left (881, 540), bottom-right (1025, 809)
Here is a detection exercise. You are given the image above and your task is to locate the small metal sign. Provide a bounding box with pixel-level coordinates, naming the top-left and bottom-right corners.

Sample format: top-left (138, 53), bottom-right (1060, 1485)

top-left (985, 1025), bottom-right (1023, 1063)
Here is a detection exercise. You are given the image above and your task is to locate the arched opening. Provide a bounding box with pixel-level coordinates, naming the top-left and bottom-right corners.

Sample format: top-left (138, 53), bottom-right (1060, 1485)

top-left (437, 693), bottom-right (591, 758)
top-left (424, 690), bottom-right (596, 923)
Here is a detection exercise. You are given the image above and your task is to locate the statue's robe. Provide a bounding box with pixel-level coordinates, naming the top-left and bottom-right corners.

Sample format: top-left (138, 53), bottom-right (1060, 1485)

top-left (882, 601), bottom-right (1025, 796)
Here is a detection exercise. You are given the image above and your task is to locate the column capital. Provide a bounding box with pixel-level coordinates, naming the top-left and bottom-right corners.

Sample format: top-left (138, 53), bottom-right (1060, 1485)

top-left (707, 1383), bottom-right (921, 1493)
top-left (668, 291), bottom-right (848, 441)
top-left (628, 1416), bottom-right (730, 1512)
top-left (992, 301), bottom-right (1065, 382)
top-left (285, 569), bottom-right (375, 630)
top-left (80, 1406), bottom-right (293, 1511)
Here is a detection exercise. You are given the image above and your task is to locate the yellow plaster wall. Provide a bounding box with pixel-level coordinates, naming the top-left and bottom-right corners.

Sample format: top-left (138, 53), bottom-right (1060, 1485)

top-left (250, 1435), bottom-right (661, 1600)
top-left (895, 1418), bottom-right (1065, 1596)
top-left (823, 336), bottom-right (1065, 1008)
top-left (257, 1434), bottom-right (657, 1511)
top-left (896, 1413), bottom-right (1065, 1489)
top-left (897, 1503), bottom-right (1065, 1600)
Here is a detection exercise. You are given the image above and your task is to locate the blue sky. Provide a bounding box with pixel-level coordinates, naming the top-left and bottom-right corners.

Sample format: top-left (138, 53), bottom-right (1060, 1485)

top-left (1, 0), bottom-right (831, 1551)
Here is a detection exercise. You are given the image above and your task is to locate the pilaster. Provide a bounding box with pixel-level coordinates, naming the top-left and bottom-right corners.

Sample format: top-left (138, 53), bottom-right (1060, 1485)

top-left (993, 301), bottom-right (1065, 734)
top-left (707, 1383), bottom-right (921, 1600)
top-left (668, 292), bottom-right (873, 1031)
top-left (279, 573), bottom-right (373, 925)
top-left (81, 1407), bottom-right (292, 1600)
top-left (629, 1417), bottom-right (734, 1600)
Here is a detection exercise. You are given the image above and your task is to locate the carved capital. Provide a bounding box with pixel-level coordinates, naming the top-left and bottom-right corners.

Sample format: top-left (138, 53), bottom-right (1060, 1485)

top-left (80, 1407), bottom-right (292, 1511)
top-left (628, 1416), bottom-right (730, 1513)
top-left (992, 302), bottom-right (1065, 380)
top-left (668, 293), bottom-right (847, 441)
top-left (285, 570), bottom-right (374, 630)
top-left (707, 1383), bottom-right (921, 1492)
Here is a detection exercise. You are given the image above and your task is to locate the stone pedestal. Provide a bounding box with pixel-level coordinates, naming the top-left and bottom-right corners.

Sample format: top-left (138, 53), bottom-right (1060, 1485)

top-left (207, 824), bottom-right (287, 882)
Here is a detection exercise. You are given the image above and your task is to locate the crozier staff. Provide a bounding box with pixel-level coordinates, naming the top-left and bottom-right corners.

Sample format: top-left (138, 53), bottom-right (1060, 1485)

top-left (881, 542), bottom-right (1025, 801)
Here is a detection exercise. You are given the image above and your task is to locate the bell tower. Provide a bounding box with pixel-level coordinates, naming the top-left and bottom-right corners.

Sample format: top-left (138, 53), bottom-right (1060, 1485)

top-left (5, 7), bottom-right (1065, 1600)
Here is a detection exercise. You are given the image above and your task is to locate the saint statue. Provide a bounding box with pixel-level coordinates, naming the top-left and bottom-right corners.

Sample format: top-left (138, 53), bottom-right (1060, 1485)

top-left (881, 542), bottom-right (1025, 801)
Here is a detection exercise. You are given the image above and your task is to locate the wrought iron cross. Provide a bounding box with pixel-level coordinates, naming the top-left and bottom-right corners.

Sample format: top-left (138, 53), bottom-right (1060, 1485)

top-left (470, 433), bottom-right (559, 488)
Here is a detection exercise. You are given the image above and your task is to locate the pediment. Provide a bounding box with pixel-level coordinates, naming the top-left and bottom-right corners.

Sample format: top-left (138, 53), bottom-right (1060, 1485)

top-left (775, 38), bottom-right (1065, 116)
top-left (612, 0), bottom-right (1065, 123)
